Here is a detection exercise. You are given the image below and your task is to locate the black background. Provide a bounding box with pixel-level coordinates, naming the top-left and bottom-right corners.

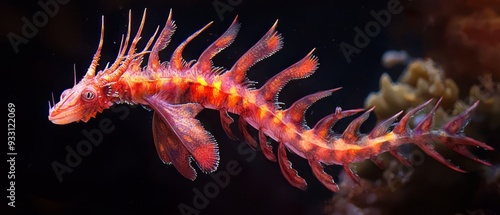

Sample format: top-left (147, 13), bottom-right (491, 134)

top-left (3, 0), bottom-right (470, 214)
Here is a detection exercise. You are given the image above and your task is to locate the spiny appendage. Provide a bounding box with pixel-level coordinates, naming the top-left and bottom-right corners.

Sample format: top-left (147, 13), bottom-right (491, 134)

top-left (109, 9), bottom-right (282, 179)
top-left (144, 11), bottom-right (491, 191)
top-left (133, 9), bottom-right (288, 179)
top-left (309, 98), bottom-right (492, 192)
top-left (81, 9), bottom-right (492, 191)
top-left (252, 95), bottom-right (492, 192)
top-left (140, 11), bottom-right (242, 179)
top-left (95, 9), bottom-right (155, 82)
top-left (235, 48), bottom-right (320, 156)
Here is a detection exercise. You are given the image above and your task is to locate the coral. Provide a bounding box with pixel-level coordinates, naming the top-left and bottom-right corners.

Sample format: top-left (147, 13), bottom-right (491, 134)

top-left (324, 159), bottom-right (500, 215)
top-left (469, 74), bottom-right (500, 129)
top-left (365, 59), bottom-right (459, 120)
top-left (366, 55), bottom-right (500, 132)
top-left (335, 57), bottom-right (500, 214)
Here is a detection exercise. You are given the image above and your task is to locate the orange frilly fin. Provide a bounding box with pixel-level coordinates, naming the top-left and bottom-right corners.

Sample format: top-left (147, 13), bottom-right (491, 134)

top-left (146, 95), bottom-right (220, 180)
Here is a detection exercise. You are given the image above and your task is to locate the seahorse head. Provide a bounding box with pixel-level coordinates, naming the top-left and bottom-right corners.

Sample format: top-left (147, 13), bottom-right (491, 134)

top-left (48, 66), bottom-right (116, 125)
top-left (48, 10), bottom-right (148, 125)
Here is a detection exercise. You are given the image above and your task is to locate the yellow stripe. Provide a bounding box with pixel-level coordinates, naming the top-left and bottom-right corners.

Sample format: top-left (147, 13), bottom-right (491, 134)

top-left (258, 105), bottom-right (269, 119)
top-left (212, 79), bottom-right (222, 91)
top-left (197, 76), bottom-right (208, 86)
top-left (273, 111), bottom-right (283, 124)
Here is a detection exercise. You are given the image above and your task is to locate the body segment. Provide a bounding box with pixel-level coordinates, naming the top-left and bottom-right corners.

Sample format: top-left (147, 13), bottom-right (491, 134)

top-left (48, 9), bottom-right (492, 192)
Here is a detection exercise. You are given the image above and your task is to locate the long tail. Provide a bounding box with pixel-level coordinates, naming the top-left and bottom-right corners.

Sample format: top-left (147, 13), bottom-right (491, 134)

top-left (195, 17), bottom-right (493, 192)
top-left (131, 10), bottom-right (493, 192)
top-left (308, 98), bottom-right (493, 191)
top-left (243, 91), bottom-right (493, 192)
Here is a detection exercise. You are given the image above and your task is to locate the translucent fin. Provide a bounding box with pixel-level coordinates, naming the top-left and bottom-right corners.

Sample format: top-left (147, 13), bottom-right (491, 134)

top-left (341, 107), bottom-right (374, 143)
top-left (170, 22), bottom-right (213, 70)
top-left (278, 143), bottom-right (307, 190)
top-left (393, 99), bottom-right (433, 135)
top-left (238, 117), bottom-right (257, 149)
top-left (284, 88), bottom-right (340, 126)
top-left (369, 111), bottom-right (402, 138)
top-left (258, 49), bottom-right (318, 104)
top-left (148, 9), bottom-right (176, 70)
top-left (220, 110), bottom-right (238, 140)
top-left (195, 16), bottom-right (240, 73)
top-left (308, 160), bottom-right (339, 192)
top-left (259, 129), bottom-right (277, 162)
top-left (152, 111), bottom-right (196, 180)
top-left (414, 98), bottom-right (441, 135)
top-left (222, 20), bottom-right (282, 84)
top-left (313, 107), bottom-right (364, 139)
top-left (146, 96), bottom-right (219, 174)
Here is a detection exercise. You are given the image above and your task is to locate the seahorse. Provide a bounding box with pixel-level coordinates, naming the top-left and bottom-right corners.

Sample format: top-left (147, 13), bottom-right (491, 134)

top-left (48, 9), bottom-right (492, 192)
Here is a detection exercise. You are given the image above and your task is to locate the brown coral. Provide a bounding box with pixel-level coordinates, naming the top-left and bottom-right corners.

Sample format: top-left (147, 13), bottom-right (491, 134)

top-left (365, 59), bottom-right (459, 120)
top-left (469, 74), bottom-right (500, 129)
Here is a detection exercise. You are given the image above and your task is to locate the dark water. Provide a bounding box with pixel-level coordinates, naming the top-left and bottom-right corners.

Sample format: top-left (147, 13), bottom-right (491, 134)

top-left (6, 0), bottom-right (497, 215)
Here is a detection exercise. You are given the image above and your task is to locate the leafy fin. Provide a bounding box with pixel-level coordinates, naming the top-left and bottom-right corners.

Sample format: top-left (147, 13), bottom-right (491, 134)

top-left (148, 9), bottom-right (176, 70)
top-left (414, 98), bottom-right (441, 135)
top-left (369, 111), bottom-right (402, 138)
top-left (443, 100), bottom-right (479, 134)
top-left (170, 22), bottom-right (213, 70)
top-left (392, 99), bottom-right (433, 135)
top-left (259, 129), bottom-right (277, 162)
top-left (145, 96), bottom-right (220, 174)
top-left (194, 17), bottom-right (240, 73)
top-left (222, 20), bottom-right (283, 84)
top-left (284, 89), bottom-right (340, 127)
top-left (343, 164), bottom-right (360, 185)
top-left (313, 107), bottom-right (364, 139)
top-left (220, 110), bottom-right (238, 140)
top-left (341, 107), bottom-right (374, 143)
top-left (278, 143), bottom-right (307, 190)
top-left (238, 116), bottom-right (257, 149)
top-left (152, 111), bottom-right (196, 180)
top-left (258, 49), bottom-right (318, 104)
top-left (308, 160), bottom-right (339, 192)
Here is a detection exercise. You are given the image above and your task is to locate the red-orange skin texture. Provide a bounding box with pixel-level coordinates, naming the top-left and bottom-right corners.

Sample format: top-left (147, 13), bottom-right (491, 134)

top-left (48, 10), bottom-right (492, 192)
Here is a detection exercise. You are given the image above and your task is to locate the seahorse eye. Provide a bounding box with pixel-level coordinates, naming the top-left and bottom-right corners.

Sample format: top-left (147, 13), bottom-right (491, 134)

top-left (81, 90), bottom-right (95, 101)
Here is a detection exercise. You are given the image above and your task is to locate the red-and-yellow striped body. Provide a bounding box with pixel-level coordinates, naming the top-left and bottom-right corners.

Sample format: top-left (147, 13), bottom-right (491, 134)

top-left (48, 9), bottom-right (492, 192)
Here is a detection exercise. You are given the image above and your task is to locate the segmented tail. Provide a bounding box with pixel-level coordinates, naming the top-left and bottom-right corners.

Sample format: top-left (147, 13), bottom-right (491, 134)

top-left (273, 97), bottom-right (492, 192)
top-left (186, 17), bottom-right (494, 192)
top-left (73, 9), bottom-right (493, 192)
top-left (152, 11), bottom-right (493, 192)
